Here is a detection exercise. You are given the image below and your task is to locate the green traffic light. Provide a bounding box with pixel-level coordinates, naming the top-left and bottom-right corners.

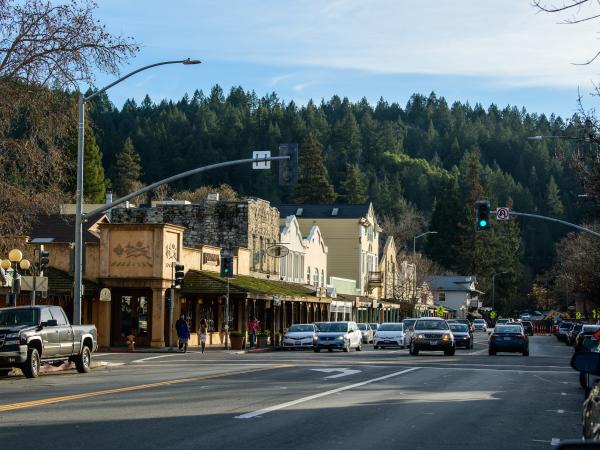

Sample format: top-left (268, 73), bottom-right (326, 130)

top-left (479, 219), bottom-right (487, 227)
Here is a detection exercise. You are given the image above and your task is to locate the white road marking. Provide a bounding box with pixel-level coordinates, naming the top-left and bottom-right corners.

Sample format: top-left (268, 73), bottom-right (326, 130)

top-left (234, 367), bottom-right (419, 419)
top-left (311, 368), bottom-right (361, 379)
top-left (132, 354), bottom-right (181, 363)
top-left (551, 438), bottom-right (561, 446)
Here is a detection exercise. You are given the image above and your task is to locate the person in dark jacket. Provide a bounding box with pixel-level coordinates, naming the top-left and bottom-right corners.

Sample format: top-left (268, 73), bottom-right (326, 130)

top-left (175, 314), bottom-right (190, 352)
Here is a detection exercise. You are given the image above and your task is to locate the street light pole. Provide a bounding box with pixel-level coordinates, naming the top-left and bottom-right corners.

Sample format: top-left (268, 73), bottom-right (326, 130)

top-left (411, 231), bottom-right (438, 305)
top-left (73, 58), bottom-right (201, 325)
top-left (491, 271), bottom-right (509, 311)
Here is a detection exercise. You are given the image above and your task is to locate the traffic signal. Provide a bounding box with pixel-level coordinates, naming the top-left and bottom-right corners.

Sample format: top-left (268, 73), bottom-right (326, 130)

top-left (220, 255), bottom-right (234, 278)
top-left (278, 143), bottom-right (298, 186)
top-left (174, 263), bottom-right (185, 288)
top-left (474, 200), bottom-right (491, 231)
top-left (39, 249), bottom-right (49, 273)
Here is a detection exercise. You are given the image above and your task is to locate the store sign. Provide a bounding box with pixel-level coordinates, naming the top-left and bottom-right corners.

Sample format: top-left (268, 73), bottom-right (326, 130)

top-left (203, 253), bottom-right (220, 266)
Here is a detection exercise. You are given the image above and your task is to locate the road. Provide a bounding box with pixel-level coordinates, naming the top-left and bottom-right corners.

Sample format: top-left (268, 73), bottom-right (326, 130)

top-left (0, 334), bottom-right (583, 449)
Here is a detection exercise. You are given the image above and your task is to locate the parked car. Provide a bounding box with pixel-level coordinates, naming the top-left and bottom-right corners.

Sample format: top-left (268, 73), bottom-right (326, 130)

top-left (448, 323), bottom-right (473, 349)
top-left (373, 323), bottom-right (410, 349)
top-left (489, 324), bottom-right (529, 356)
top-left (369, 323), bottom-right (379, 334)
top-left (282, 324), bottom-right (318, 349)
top-left (473, 319), bottom-right (487, 332)
top-left (0, 305), bottom-right (97, 378)
top-left (313, 321), bottom-right (362, 352)
top-left (521, 320), bottom-right (534, 336)
top-left (569, 351), bottom-right (600, 440)
top-left (566, 322), bottom-right (584, 346)
top-left (574, 325), bottom-right (600, 353)
top-left (409, 317), bottom-right (455, 356)
top-left (357, 323), bottom-right (374, 344)
top-left (520, 313), bottom-right (531, 321)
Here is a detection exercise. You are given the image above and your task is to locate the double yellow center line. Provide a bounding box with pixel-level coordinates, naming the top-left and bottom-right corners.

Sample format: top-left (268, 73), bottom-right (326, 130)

top-left (0, 365), bottom-right (288, 413)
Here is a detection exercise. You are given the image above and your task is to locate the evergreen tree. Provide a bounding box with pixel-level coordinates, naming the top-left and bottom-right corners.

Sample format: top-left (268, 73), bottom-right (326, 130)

top-left (341, 164), bottom-right (368, 203)
top-left (113, 137), bottom-right (142, 197)
top-left (67, 121), bottom-right (107, 203)
top-left (293, 133), bottom-right (337, 203)
top-left (546, 175), bottom-right (565, 216)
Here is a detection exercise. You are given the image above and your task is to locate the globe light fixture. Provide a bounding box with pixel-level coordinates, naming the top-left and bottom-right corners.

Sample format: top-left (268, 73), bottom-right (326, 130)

top-left (0, 259), bottom-right (10, 270)
top-left (8, 249), bottom-right (23, 263)
top-left (19, 259), bottom-right (31, 271)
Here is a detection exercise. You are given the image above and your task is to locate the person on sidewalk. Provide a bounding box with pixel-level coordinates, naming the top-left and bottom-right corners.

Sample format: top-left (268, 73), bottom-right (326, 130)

top-left (175, 314), bottom-right (190, 353)
top-left (248, 317), bottom-right (259, 350)
top-left (198, 318), bottom-right (208, 354)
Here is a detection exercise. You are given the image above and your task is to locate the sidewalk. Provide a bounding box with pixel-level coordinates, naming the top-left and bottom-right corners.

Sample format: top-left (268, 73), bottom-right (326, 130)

top-left (97, 345), bottom-right (277, 354)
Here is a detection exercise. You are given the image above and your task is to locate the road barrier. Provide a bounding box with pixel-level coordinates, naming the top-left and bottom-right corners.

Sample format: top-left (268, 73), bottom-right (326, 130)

top-left (532, 321), bottom-right (553, 335)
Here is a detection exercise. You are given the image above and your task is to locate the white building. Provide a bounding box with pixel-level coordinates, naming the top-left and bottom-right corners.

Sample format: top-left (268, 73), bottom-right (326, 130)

top-left (425, 275), bottom-right (483, 318)
top-left (304, 224), bottom-right (328, 288)
top-left (279, 215), bottom-right (306, 284)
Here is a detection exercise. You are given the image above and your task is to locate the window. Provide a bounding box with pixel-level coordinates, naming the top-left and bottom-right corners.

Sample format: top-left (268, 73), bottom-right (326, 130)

top-left (438, 292), bottom-right (446, 302)
top-left (40, 309), bottom-right (53, 324)
top-left (321, 269), bottom-right (325, 287)
top-left (313, 268), bottom-right (319, 286)
top-left (331, 207), bottom-right (339, 216)
top-left (51, 307), bottom-right (68, 326)
top-left (307, 266), bottom-right (311, 284)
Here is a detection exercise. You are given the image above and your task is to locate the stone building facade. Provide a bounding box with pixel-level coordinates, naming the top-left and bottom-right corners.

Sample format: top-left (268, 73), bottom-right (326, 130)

top-left (111, 198), bottom-right (280, 277)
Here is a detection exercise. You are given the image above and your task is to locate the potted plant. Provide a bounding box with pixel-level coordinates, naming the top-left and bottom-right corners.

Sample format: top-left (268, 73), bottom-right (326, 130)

top-left (274, 332), bottom-right (282, 347)
top-left (229, 331), bottom-right (244, 350)
top-left (257, 330), bottom-right (270, 348)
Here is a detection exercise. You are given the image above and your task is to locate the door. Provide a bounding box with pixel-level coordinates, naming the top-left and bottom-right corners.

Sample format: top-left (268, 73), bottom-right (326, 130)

top-left (39, 308), bottom-right (60, 358)
top-left (52, 307), bottom-right (74, 356)
top-left (112, 293), bottom-right (151, 347)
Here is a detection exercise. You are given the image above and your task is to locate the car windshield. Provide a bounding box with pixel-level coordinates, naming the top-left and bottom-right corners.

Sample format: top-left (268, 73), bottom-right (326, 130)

top-left (403, 319), bottom-right (416, 327)
top-left (369, 323), bottom-right (378, 330)
top-left (318, 323), bottom-right (349, 333)
top-left (287, 325), bottom-right (314, 333)
top-left (357, 323), bottom-right (368, 330)
top-left (583, 325), bottom-right (600, 333)
top-left (449, 324), bottom-right (468, 332)
top-left (495, 325), bottom-right (522, 334)
top-left (415, 320), bottom-right (449, 331)
top-left (474, 320), bottom-right (485, 324)
top-left (378, 323), bottom-right (403, 331)
top-left (0, 308), bottom-right (38, 327)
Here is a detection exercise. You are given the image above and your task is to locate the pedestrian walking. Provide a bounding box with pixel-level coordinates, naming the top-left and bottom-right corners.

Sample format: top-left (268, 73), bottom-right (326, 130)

top-left (198, 318), bottom-right (208, 353)
top-left (175, 314), bottom-right (190, 353)
top-left (248, 317), bottom-right (259, 349)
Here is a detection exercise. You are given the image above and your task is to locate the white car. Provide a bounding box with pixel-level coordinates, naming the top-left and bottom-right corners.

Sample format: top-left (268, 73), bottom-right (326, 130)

top-left (473, 319), bottom-right (487, 332)
top-left (373, 322), bottom-right (410, 349)
top-left (282, 324), bottom-right (318, 349)
top-left (314, 321), bottom-right (363, 352)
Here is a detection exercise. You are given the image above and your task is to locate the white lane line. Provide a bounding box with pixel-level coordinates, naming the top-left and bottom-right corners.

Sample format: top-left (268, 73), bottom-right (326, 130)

top-left (132, 354), bottom-right (181, 363)
top-left (424, 367), bottom-right (571, 374)
top-left (311, 368), bottom-right (362, 379)
top-left (234, 367), bottom-right (420, 419)
top-left (551, 438), bottom-right (561, 446)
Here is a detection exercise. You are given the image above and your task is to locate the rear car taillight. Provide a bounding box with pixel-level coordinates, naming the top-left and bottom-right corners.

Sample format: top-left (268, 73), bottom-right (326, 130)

top-left (516, 335), bottom-right (525, 340)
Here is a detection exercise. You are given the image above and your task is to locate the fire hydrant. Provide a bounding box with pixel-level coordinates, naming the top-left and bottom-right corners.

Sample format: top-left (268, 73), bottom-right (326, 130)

top-left (126, 334), bottom-right (135, 352)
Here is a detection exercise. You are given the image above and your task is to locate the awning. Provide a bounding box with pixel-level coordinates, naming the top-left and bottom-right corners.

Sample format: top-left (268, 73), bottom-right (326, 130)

top-left (181, 270), bottom-right (329, 303)
top-left (46, 267), bottom-right (99, 295)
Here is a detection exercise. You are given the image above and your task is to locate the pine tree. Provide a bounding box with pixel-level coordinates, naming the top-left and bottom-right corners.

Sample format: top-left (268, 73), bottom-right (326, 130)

top-left (113, 137), bottom-right (142, 197)
top-left (341, 164), bottom-right (368, 203)
top-left (67, 121), bottom-right (107, 203)
top-left (293, 133), bottom-right (337, 203)
top-left (546, 175), bottom-right (565, 216)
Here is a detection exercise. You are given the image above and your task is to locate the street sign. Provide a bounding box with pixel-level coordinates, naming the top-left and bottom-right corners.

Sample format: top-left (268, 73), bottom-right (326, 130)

top-left (436, 306), bottom-right (445, 317)
top-left (496, 207), bottom-right (510, 221)
top-left (252, 150), bottom-right (271, 169)
top-left (20, 276), bottom-right (48, 292)
top-left (490, 311), bottom-right (497, 319)
top-left (576, 311), bottom-right (582, 320)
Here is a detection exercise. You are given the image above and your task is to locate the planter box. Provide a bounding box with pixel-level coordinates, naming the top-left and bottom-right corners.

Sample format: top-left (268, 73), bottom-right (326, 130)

top-left (257, 336), bottom-right (269, 348)
top-left (230, 335), bottom-right (244, 350)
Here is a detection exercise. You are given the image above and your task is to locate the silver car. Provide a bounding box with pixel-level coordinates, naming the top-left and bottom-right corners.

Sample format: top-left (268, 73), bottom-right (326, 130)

top-left (357, 323), bottom-right (374, 343)
top-left (282, 324), bottom-right (318, 349)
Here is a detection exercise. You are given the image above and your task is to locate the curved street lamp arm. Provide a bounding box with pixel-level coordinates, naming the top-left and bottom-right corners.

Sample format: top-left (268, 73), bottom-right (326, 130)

top-left (83, 59), bottom-right (200, 102)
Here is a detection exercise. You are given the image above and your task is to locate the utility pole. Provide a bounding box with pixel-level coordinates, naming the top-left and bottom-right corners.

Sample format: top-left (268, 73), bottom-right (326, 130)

top-left (224, 277), bottom-right (230, 350)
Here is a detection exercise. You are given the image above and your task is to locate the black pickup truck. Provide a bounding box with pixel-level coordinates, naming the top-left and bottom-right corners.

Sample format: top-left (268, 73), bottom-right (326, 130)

top-left (0, 305), bottom-right (97, 378)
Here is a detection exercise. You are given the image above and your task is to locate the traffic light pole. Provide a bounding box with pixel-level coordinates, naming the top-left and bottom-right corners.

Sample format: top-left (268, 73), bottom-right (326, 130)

top-left (72, 155), bottom-right (290, 327)
top-left (493, 210), bottom-right (600, 239)
top-left (224, 277), bottom-right (230, 350)
top-left (169, 262), bottom-right (175, 349)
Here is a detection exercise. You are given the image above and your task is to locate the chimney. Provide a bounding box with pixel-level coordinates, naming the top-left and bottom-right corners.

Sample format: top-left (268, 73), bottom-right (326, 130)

top-left (105, 189), bottom-right (113, 220)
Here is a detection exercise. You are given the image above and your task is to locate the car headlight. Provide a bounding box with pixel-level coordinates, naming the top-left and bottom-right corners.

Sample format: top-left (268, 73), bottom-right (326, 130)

top-left (442, 334), bottom-right (451, 341)
top-left (312, 335), bottom-right (318, 341)
top-left (6, 333), bottom-right (19, 339)
top-left (417, 334), bottom-right (425, 339)
top-left (283, 334), bottom-right (290, 339)
top-left (338, 335), bottom-right (346, 340)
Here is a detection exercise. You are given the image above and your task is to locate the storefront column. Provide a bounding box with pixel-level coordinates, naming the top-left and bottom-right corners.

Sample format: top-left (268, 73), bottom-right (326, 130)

top-left (151, 288), bottom-right (166, 348)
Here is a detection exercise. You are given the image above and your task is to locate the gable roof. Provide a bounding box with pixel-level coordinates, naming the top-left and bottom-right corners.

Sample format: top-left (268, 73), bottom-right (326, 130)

top-left (275, 204), bottom-right (371, 219)
top-left (28, 214), bottom-right (107, 244)
top-left (425, 275), bottom-right (480, 293)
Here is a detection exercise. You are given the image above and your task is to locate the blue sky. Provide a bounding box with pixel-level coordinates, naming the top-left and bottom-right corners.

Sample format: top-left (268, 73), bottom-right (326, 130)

top-left (91, 0), bottom-right (600, 118)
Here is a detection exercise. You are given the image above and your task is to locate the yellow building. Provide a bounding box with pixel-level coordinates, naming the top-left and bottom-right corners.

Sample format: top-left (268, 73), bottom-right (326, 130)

top-left (276, 204), bottom-right (381, 298)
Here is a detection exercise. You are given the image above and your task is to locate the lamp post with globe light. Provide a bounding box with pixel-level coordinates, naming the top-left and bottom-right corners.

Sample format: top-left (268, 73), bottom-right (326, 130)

top-left (1, 249), bottom-right (30, 307)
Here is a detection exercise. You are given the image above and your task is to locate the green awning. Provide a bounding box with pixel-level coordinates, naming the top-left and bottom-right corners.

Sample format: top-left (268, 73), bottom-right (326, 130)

top-left (181, 270), bottom-right (327, 302)
top-left (46, 267), bottom-right (99, 294)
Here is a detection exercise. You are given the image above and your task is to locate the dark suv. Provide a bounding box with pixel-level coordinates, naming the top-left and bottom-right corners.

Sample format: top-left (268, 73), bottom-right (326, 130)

top-left (410, 317), bottom-right (455, 356)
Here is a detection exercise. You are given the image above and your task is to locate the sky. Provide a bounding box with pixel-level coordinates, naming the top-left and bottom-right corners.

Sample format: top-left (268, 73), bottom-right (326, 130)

top-left (91, 0), bottom-right (600, 118)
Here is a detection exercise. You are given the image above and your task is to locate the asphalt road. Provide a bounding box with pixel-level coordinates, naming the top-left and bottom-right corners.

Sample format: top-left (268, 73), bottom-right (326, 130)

top-left (0, 334), bottom-right (584, 449)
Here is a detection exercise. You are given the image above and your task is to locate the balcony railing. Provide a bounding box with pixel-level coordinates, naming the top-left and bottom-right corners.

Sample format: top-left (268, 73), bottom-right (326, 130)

top-left (368, 271), bottom-right (383, 287)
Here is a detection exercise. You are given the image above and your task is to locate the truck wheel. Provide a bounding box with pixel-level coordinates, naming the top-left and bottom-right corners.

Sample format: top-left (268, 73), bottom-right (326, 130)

top-left (22, 348), bottom-right (41, 378)
top-left (75, 346), bottom-right (92, 373)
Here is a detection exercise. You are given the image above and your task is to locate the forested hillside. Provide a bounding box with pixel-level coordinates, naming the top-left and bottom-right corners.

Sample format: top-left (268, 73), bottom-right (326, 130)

top-left (85, 86), bottom-right (589, 310)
